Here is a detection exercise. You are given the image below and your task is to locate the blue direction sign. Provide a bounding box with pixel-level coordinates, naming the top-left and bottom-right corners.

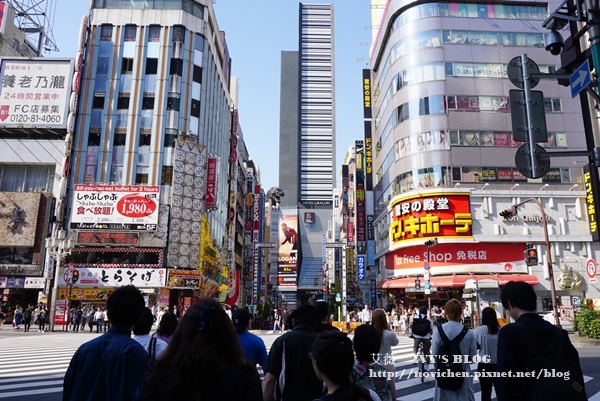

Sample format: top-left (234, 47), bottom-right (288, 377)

top-left (570, 59), bottom-right (591, 98)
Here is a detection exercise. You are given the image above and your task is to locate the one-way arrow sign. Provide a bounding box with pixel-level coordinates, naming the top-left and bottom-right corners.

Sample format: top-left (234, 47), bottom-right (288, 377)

top-left (570, 59), bottom-right (591, 98)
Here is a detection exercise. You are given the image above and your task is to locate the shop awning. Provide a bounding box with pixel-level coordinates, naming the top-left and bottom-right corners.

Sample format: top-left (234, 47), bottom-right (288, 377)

top-left (381, 274), bottom-right (540, 289)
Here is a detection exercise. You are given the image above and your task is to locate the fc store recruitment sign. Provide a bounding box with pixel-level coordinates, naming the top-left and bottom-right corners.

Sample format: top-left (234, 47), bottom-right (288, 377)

top-left (0, 59), bottom-right (73, 129)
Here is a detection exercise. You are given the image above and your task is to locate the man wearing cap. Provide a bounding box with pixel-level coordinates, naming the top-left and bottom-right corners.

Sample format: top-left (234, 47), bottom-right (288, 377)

top-left (233, 308), bottom-right (267, 369)
top-left (314, 300), bottom-right (339, 333)
top-left (263, 304), bottom-right (323, 401)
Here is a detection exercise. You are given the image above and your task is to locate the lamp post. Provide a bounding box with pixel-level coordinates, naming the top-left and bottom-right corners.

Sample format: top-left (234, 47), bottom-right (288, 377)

top-left (44, 229), bottom-right (74, 332)
top-left (500, 198), bottom-right (560, 326)
top-left (424, 238), bottom-right (438, 312)
top-left (325, 242), bottom-right (347, 322)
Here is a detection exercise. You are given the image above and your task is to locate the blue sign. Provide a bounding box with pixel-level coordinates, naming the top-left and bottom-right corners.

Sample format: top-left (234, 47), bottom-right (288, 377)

top-left (367, 241), bottom-right (376, 266)
top-left (357, 255), bottom-right (366, 281)
top-left (370, 279), bottom-right (377, 307)
top-left (570, 59), bottom-right (591, 98)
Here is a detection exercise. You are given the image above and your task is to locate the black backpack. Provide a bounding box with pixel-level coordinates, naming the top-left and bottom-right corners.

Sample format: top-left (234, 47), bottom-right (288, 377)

top-left (435, 325), bottom-right (468, 391)
top-left (412, 315), bottom-right (431, 336)
top-left (513, 322), bottom-right (587, 401)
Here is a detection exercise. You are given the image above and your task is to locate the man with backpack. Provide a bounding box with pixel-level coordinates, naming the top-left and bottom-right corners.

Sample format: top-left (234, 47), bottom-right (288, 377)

top-left (432, 298), bottom-right (477, 400)
top-left (411, 305), bottom-right (433, 364)
top-left (496, 282), bottom-right (586, 401)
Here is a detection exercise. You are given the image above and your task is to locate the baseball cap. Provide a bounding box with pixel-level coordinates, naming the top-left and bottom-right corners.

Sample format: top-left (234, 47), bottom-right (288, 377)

top-left (232, 308), bottom-right (250, 332)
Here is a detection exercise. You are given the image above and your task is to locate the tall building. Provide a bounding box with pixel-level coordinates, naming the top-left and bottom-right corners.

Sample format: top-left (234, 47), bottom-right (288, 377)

top-left (65, 0), bottom-right (235, 313)
top-left (275, 3), bottom-right (335, 305)
top-left (369, 0), bottom-right (599, 316)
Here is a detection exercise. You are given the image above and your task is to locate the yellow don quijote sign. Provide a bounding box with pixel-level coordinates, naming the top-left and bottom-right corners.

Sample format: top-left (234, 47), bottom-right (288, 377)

top-left (389, 192), bottom-right (473, 248)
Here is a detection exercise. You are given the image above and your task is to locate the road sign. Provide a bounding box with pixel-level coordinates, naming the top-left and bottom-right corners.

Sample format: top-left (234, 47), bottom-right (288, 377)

top-left (570, 59), bottom-right (591, 98)
top-left (423, 261), bottom-right (429, 270)
top-left (509, 89), bottom-right (548, 142)
top-left (424, 280), bottom-right (431, 295)
top-left (507, 56), bottom-right (540, 89)
top-left (336, 293), bottom-right (341, 302)
top-left (586, 258), bottom-right (597, 283)
top-left (515, 143), bottom-right (550, 179)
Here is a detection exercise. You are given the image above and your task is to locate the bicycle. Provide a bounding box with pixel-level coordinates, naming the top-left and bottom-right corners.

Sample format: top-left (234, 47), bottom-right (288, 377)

top-left (416, 341), bottom-right (426, 383)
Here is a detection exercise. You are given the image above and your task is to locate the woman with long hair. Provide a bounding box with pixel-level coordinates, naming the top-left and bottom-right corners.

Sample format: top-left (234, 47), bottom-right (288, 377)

top-left (152, 311), bottom-right (178, 344)
top-left (472, 307), bottom-right (500, 401)
top-left (351, 324), bottom-right (393, 401)
top-left (311, 330), bottom-right (377, 401)
top-left (371, 308), bottom-right (399, 400)
top-left (142, 299), bottom-right (262, 401)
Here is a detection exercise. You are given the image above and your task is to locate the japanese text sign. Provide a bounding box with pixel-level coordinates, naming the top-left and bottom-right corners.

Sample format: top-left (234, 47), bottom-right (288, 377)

top-left (70, 185), bottom-right (160, 231)
top-left (205, 157), bottom-right (218, 209)
top-left (389, 192), bottom-right (473, 248)
top-left (58, 267), bottom-right (166, 287)
top-left (0, 59), bottom-right (73, 128)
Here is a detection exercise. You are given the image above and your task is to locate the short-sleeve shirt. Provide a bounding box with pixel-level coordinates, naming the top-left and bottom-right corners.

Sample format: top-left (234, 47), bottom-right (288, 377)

top-left (237, 331), bottom-right (268, 368)
top-left (473, 325), bottom-right (498, 364)
top-left (264, 324), bottom-right (322, 401)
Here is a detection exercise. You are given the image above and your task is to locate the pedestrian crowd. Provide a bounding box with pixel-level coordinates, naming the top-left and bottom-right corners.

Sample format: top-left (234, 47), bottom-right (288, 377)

top-left (60, 281), bottom-right (587, 401)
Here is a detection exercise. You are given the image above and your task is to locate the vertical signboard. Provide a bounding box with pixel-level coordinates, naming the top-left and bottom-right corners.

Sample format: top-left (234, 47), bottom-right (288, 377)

top-left (357, 255), bottom-right (366, 282)
top-left (362, 69), bottom-right (372, 119)
top-left (277, 210), bottom-right (299, 288)
top-left (364, 122), bottom-right (373, 191)
top-left (584, 165), bottom-right (600, 241)
top-left (205, 157), bottom-right (218, 210)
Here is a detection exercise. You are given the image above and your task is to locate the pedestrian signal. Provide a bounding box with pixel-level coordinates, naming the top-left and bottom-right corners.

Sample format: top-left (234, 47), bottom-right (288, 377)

top-left (525, 248), bottom-right (538, 267)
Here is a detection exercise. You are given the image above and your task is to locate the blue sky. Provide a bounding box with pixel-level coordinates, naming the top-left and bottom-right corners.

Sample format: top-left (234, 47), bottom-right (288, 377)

top-left (54, 1), bottom-right (372, 190)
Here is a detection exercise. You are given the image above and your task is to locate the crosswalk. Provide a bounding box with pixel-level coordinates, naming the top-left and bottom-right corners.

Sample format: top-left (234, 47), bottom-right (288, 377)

top-left (0, 331), bottom-right (595, 401)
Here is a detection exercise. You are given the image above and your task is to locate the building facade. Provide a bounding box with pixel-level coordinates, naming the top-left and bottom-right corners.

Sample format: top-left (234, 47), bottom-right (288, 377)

top-left (368, 0), bottom-right (600, 315)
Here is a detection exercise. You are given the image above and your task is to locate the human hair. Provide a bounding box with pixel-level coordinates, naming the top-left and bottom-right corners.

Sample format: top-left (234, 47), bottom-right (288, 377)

top-left (371, 309), bottom-right (388, 344)
top-left (142, 298), bottom-right (257, 401)
top-left (419, 305), bottom-right (428, 316)
top-left (311, 331), bottom-right (374, 401)
top-left (156, 311), bottom-right (178, 337)
top-left (133, 307), bottom-right (153, 335)
top-left (481, 307), bottom-right (500, 335)
top-left (315, 300), bottom-right (329, 321)
top-left (444, 299), bottom-right (463, 321)
top-left (106, 285), bottom-right (145, 328)
top-left (293, 312), bottom-right (317, 328)
top-left (501, 281), bottom-right (537, 312)
top-left (353, 324), bottom-right (380, 363)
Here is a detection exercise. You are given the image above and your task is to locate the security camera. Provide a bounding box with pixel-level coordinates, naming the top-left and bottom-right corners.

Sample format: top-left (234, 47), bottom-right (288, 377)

top-left (545, 30), bottom-right (564, 55)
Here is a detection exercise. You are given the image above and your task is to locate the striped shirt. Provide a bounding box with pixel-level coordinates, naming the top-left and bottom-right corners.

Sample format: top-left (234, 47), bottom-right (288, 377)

top-left (473, 325), bottom-right (499, 364)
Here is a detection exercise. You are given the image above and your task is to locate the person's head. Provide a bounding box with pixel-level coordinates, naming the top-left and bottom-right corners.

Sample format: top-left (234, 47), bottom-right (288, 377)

top-left (314, 300), bottom-right (329, 323)
top-left (444, 299), bottom-right (463, 322)
top-left (363, 304), bottom-right (369, 310)
top-left (132, 307), bottom-right (154, 336)
top-left (481, 307), bottom-right (500, 335)
top-left (353, 324), bottom-right (380, 363)
top-left (156, 311), bottom-right (178, 336)
top-left (419, 305), bottom-right (428, 316)
top-left (106, 285), bottom-right (145, 328)
top-left (232, 308), bottom-right (251, 333)
top-left (311, 331), bottom-right (374, 401)
top-left (144, 298), bottom-right (253, 400)
top-left (501, 281), bottom-right (537, 319)
top-left (290, 304), bottom-right (318, 329)
top-left (371, 308), bottom-right (389, 342)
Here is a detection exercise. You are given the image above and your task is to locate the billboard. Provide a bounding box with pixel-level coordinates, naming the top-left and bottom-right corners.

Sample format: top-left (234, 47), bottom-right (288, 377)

top-left (57, 267), bottom-right (166, 287)
top-left (0, 58), bottom-right (73, 128)
top-left (278, 212), bottom-right (298, 287)
top-left (389, 191), bottom-right (473, 249)
top-left (70, 185), bottom-right (159, 231)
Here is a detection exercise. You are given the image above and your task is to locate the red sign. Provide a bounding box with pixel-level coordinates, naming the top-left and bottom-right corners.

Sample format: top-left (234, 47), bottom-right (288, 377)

top-left (205, 157), bottom-right (218, 208)
top-left (116, 194), bottom-right (156, 218)
top-left (586, 259), bottom-right (597, 282)
top-left (389, 191), bottom-right (472, 248)
top-left (77, 231), bottom-right (139, 245)
top-left (386, 243), bottom-right (528, 274)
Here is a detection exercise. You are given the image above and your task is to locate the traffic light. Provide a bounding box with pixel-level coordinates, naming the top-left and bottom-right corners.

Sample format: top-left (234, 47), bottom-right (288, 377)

top-left (415, 278), bottom-right (421, 290)
top-left (72, 270), bottom-right (79, 283)
top-left (525, 248), bottom-right (538, 267)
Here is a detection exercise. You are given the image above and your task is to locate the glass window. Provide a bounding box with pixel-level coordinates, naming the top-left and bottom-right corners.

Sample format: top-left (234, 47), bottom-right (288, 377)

top-left (92, 96), bottom-right (105, 109)
top-left (88, 132), bottom-right (101, 146)
top-left (143, 75), bottom-right (156, 94)
top-left (117, 96), bottom-right (130, 109)
top-left (113, 133), bottom-right (126, 146)
top-left (122, 58), bottom-right (134, 73)
top-left (146, 58), bottom-right (158, 74)
top-left (139, 131), bottom-right (152, 146)
top-left (148, 26), bottom-right (161, 42)
top-left (90, 110), bottom-right (103, 128)
top-left (94, 75), bottom-right (107, 95)
top-left (161, 166), bottom-right (173, 185)
top-left (172, 26), bottom-right (185, 43)
top-left (100, 25), bottom-right (113, 41)
top-left (97, 57), bottom-right (110, 75)
top-left (165, 129), bottom-right (178, 147)
top-left (0, 165), bottom-right (26, 191)
top-left (124, 25), bottom-right (136, 42)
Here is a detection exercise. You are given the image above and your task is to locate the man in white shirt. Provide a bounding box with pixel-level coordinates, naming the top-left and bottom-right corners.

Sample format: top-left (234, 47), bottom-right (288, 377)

top-left (132, 307), bottom-right (168, 361)
top-left (361, 304), bottom-right (372, 325)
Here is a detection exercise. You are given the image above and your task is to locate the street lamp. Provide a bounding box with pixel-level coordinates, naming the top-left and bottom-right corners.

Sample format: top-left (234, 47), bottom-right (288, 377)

top-left (500, 198), bottom-right (560, 326)
top-left (325, 242), bottom-right (347, 322)
top-left (44, 229), bottom-right (74, 332)
top-left (424, 238), bottom-right (438, 311)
